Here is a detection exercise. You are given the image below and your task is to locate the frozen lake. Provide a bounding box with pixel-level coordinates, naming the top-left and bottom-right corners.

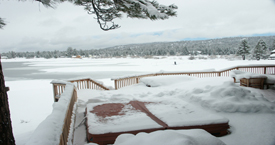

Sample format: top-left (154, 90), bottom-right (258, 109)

top-left (2, 59), bottom-right (149, 81)
top-left (3, 57), bottom-right (275, 82)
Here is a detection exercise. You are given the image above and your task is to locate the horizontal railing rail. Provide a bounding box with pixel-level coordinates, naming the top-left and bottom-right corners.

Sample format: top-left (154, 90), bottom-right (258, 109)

top-left (112, 65), bottom-right (275, 89)
top-left (52, 78), bottom-right (109, 102)
top-left (68, 78), bottom-right (109, 91)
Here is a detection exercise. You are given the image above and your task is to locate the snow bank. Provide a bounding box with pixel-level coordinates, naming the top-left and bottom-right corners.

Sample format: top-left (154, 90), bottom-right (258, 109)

top-left (185, 81), bottom-right (275, 113)
top-left (26, 82), bottom-right (75, 145)
top-left (114, 129), bottom-right (226, 145)
top-left (140, 75), bottom-right (196, 87)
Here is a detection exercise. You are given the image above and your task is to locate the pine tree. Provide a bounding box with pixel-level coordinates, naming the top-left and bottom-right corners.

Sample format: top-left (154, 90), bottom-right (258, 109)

top-left (0, 18), bottom-right (5, 29)
top-left (253, 42), bottom-right (262, 60)
top-left (259, 39), bottom-right (268, 59)
top-left (66, 47), bottom-right (73, 57)
top-left (169, 50), bottom-right (175, 55)
top-left (272, 39), bottom-right (275, 51)
top-left (236, 39), bottom-right (250, 60)
top-left (252, 39), bottom-right (268, 60)
top-left (181, 46), bottom-right (189, 55)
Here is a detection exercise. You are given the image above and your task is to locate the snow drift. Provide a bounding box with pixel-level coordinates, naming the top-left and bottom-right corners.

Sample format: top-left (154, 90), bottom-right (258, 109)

top-left (114, 129), bottom-right (226, 145)
top-left (183, 81), bottom-right (275, 113)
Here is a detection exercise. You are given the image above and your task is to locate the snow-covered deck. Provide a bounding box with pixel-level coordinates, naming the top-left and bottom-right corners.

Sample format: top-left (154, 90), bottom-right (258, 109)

top-left (85, 100), bottom-right (229, 144)
top-left (72, 75), bottom-right (275, 145)
top-left (27, 64), bottom-right (275, 145)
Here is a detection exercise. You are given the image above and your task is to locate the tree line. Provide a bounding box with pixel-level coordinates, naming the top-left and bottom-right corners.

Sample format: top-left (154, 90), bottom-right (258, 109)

top-left (2, 36), bottom-right (275, 59)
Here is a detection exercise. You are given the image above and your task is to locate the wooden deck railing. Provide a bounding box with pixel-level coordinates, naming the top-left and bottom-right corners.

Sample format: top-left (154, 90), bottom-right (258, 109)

top-left (28, 83), bottom-right (78, 145)
top-left (59, 86), bottom-right (77, 145)
top-left (50, 78), bottom-right (109, 145)
top-left (69, 78), bottom-right (109, 91)
top-left (52, 83), bottom-right (67, 102)
top-left (52, 78), bottom-right (109, 102)
top-left (112, 65), bottom-right (275, 89)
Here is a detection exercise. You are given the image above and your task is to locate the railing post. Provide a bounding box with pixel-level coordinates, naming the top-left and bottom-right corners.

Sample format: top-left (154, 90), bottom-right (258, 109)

top-left (264, 67), bottom-right (267, 74)
top-left (115, 80), bottom-right (118, 90)
top-left (52, 84), bottom-right (56, 102)
top-left (136, 77), bottom-right (139, 84)
top-left (87, 79), bottom-right (90, 89)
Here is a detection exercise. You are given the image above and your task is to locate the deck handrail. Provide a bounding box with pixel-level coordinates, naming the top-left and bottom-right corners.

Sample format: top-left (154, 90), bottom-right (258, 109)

top-left (50, 79), bottom-right (109, 145)
top-left (26, 83), bottom-right (77, 145)
top-left (112, 65), bottom-right (275, 89)
top-left (59, 86), bottom-right (77, 145)
top-left (51, 78), bottom-right (109, 102)
top-left (68, 78), bottom-right (109, 91)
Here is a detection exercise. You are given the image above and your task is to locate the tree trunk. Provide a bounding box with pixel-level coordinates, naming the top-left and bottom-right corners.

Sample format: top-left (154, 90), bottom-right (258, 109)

top-left (0, 56), bottom-right (16, 145)
top-left (242, 55), bottom-right (245, 60)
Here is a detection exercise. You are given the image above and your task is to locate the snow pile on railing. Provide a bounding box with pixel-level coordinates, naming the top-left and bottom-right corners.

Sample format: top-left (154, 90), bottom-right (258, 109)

top-left (230, 70), bottom-right (275, 83)
top-left (111, 64), bottom-right (275, 80)
top-left (26, 82), bottom-right (75, 145)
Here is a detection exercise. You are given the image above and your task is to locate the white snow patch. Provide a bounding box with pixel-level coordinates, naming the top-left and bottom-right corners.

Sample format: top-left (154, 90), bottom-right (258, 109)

top-left (25, 83), bottom-right (75, 145)
top-left (184, 81), bottom-right (275, 113)
top-left (114, 129), bottom-right (226, 145)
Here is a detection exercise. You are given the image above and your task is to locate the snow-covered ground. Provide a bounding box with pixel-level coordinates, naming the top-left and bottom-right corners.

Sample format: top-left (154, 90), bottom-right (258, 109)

top-left (2, 56), bottom-right (275, 145)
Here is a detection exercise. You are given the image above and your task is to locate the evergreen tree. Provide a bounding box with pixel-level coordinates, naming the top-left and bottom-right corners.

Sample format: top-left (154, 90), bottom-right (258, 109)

top-left (72, 49), bottom-right (78, 56)
top-left (236, 39), bottom-right (250, 60)
top-left (271, 39), bottom-right (275, 51)
top-left (0, 18), bottom-right (5, 29)
top-left (35, 51), bottom-right (41, 58)
top-left (253, 42), bottom-right (262, 60)
top-left (181, 46), bottom-right (189, 55)
top-left (259, 39), bottom-right (268, 59)
top-left (252, 39), bottom-right (268, 60)
top-left (66, 47), bottom-right (73, 57)
top-left (169, 50), bottom-right (175, 55)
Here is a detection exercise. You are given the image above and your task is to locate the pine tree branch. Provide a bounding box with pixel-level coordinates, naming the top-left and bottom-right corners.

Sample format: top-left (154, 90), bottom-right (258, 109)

top-left (1, 0), bottom-right (177, 31)
top-left (0, 18), bottom-right (6, 29)
top-left (74, 0), bottom-right (177, 31)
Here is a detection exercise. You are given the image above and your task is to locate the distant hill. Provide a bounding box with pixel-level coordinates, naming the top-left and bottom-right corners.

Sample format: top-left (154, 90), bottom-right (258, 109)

top-left (87, 35), bottom-right (275, 57)
top-left (2, 35), bottom-right (275, 58)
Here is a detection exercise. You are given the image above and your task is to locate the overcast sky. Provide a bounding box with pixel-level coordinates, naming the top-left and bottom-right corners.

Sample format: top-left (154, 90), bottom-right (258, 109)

top-left (0, 0), bottom-right (275, 52)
